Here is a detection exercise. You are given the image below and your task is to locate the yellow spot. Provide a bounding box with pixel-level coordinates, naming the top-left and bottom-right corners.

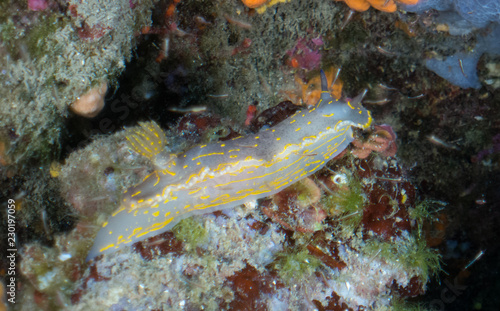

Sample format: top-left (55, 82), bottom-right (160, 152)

top-left (99, 244), bottom-right (115, 253)
top-left (192, 152), bottom-right (225, 161)
top-left (183, 165), bottom-right (188, 169)
top-left (162, 169), bottom-right (176, 177)
top-left (188, 188), bottom-right (201, 195)
top-left (401, 193), bottom-right (407, 204)
top-left (230, 155), bottom-right (238, 158)
top-left (295, 128), bottom-right (301, 132)
top-left (49, 162), bottom-right (61, 178)
top-left (276, 137), bottom-right (281, 141)
top-left (153, 211), bottom-right (160, 217)
top-left (131, 191), bottom-right (141, 197)
top-left (302, 136), bottom-right (316, 141)
top-left (128, 227), bottom-right (143, 239)
top-left (113, 206), bottom-right (126, 217)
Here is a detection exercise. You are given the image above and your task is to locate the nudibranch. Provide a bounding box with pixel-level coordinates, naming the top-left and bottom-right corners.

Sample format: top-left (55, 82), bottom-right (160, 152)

top-left (86, 71), bottom-right (372, 260)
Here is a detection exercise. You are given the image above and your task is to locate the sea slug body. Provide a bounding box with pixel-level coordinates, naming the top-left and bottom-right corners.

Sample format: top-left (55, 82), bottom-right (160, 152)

top-left (86, 71), bottom-right (372, 260)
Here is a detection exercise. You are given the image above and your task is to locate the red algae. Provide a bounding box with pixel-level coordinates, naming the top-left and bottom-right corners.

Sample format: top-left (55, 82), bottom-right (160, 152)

top-left (351, 124), bottom-right (398, 159)
top-left (133, 232), bottom-right (184, 261)
top-left (226, 264), bottom-right (283, 310)
top-left (262, 177), bottom-right (326, 233)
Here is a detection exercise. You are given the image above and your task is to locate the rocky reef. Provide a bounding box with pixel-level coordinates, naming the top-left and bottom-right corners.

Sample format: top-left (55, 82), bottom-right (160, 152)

top-left (2, 0), bottom-right (500, 310)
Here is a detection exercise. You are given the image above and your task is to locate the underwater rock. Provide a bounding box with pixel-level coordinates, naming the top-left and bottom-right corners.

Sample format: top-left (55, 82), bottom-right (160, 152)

top-left (68, 149), bottom-right (439, 310)
top-left (0, 0), bottom-right (156, 165)
top-left (401, 0), bottom-right (500, 34)
top-left (424, 24), bottom-right (500, 89)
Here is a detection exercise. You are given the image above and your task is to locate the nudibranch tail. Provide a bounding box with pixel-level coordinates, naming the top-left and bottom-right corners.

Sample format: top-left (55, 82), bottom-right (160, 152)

top-left (86, 72), bottom-right (373, 261)
top-left (126, 121), bottom-right (167, 161)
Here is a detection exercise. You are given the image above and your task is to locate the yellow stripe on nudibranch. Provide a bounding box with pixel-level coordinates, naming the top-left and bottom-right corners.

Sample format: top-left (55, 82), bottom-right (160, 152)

top-left (86, 70), bottom-right (372, 260)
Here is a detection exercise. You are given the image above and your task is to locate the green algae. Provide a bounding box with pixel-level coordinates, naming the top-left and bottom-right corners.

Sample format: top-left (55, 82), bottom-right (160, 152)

top-left (273, 248), bottom-right (323, 284)
top-left (321, 174), bottom-right (366, 231)
top-left (361, 231), bottom-right (441, 284)
top-left (172, 217), bottom-right (208, 250)
top-left (391, 296), bottom-right (431, 311)
top-left (27, 14), bottom-right (68, 57)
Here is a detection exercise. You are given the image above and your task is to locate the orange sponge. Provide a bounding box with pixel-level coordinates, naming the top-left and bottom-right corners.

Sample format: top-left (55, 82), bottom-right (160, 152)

top-left (337, 0), bottom-right (419, 13)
